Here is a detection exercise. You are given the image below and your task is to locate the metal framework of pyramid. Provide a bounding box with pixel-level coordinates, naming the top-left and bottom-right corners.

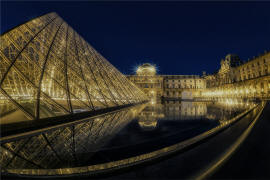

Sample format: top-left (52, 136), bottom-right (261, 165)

top-left (0, 12), bottom-right (147, 123)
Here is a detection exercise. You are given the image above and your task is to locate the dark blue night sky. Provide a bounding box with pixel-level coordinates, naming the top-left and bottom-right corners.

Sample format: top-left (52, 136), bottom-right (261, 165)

top-left (1, 2), bottom-right (270, 75)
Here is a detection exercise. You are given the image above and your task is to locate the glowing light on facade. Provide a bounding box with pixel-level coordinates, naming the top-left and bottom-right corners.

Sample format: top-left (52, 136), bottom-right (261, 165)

top-left (136, 63), bottom-right (157, 76)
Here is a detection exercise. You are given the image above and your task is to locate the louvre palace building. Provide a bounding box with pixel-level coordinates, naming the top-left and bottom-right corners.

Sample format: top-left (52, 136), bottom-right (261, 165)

top-left (202, 51), bottom-right (270, 100)
top-left (127, 51), bottom-right (270, 101)
top-left (126, 64), bottom-right (205, 102)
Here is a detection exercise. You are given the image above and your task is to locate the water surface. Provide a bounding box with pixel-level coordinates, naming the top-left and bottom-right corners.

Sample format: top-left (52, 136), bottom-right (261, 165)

top-left (0, 100), bottom-right (256, 171)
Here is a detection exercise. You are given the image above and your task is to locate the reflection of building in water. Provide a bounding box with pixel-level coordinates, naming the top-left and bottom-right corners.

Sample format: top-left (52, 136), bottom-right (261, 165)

top-left (180, 101), bottom-right (207, 119)
top-left (205, 99), bottom-right (257, 122)
top-left (163, 101), bottom-right (207, 120)
top-left (137, 101), bottom-right (208, 130)
top-left (137, 103), bottom-right (164, 131)
top-left (136, 100), bottom-right (207, 123)
top-left (0, 106), bottom-right (143, 169)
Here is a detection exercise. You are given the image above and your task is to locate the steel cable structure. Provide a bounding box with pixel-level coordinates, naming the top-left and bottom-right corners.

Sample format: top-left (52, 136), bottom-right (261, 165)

top-left (0, 12), bottom-right (148, 125)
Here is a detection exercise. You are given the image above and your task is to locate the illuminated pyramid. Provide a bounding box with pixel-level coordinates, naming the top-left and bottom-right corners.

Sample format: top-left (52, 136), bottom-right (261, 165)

top-left (0, 12), bottom-right (147, 123)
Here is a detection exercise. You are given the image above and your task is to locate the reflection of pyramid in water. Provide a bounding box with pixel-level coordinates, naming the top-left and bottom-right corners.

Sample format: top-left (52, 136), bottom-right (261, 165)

top-left (0, 108), bottom-right (136, 169)
top-left (0, 12), bottom-right (147, 122)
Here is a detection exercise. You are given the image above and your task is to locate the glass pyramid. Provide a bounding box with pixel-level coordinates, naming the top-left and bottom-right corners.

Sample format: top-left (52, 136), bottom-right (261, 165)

top-left (0, 12), bottom-right (147, 123)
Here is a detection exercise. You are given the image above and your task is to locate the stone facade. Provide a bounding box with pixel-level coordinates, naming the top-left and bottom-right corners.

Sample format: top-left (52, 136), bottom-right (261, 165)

top-left (162, 75), bottom-right (205, 99)
top-left (127, 74), bottom-right (163, 101)
top-left (126, 64), bottom-right (205, 101)
top-left (202, 51), bottom-right (270, 100)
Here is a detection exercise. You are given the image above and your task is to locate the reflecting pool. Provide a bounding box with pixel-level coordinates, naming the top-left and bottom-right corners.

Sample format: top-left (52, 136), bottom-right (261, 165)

top-left (0, 99), bottom-right (258, 176)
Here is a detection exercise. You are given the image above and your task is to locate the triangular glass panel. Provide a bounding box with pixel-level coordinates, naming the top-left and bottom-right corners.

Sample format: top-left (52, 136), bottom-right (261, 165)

top-left (40, 72), bottom-right (71, 113)
top-left (39, 93), bottom-right (69, 119)
top-left (1, 66), bottom-right (38, 119)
